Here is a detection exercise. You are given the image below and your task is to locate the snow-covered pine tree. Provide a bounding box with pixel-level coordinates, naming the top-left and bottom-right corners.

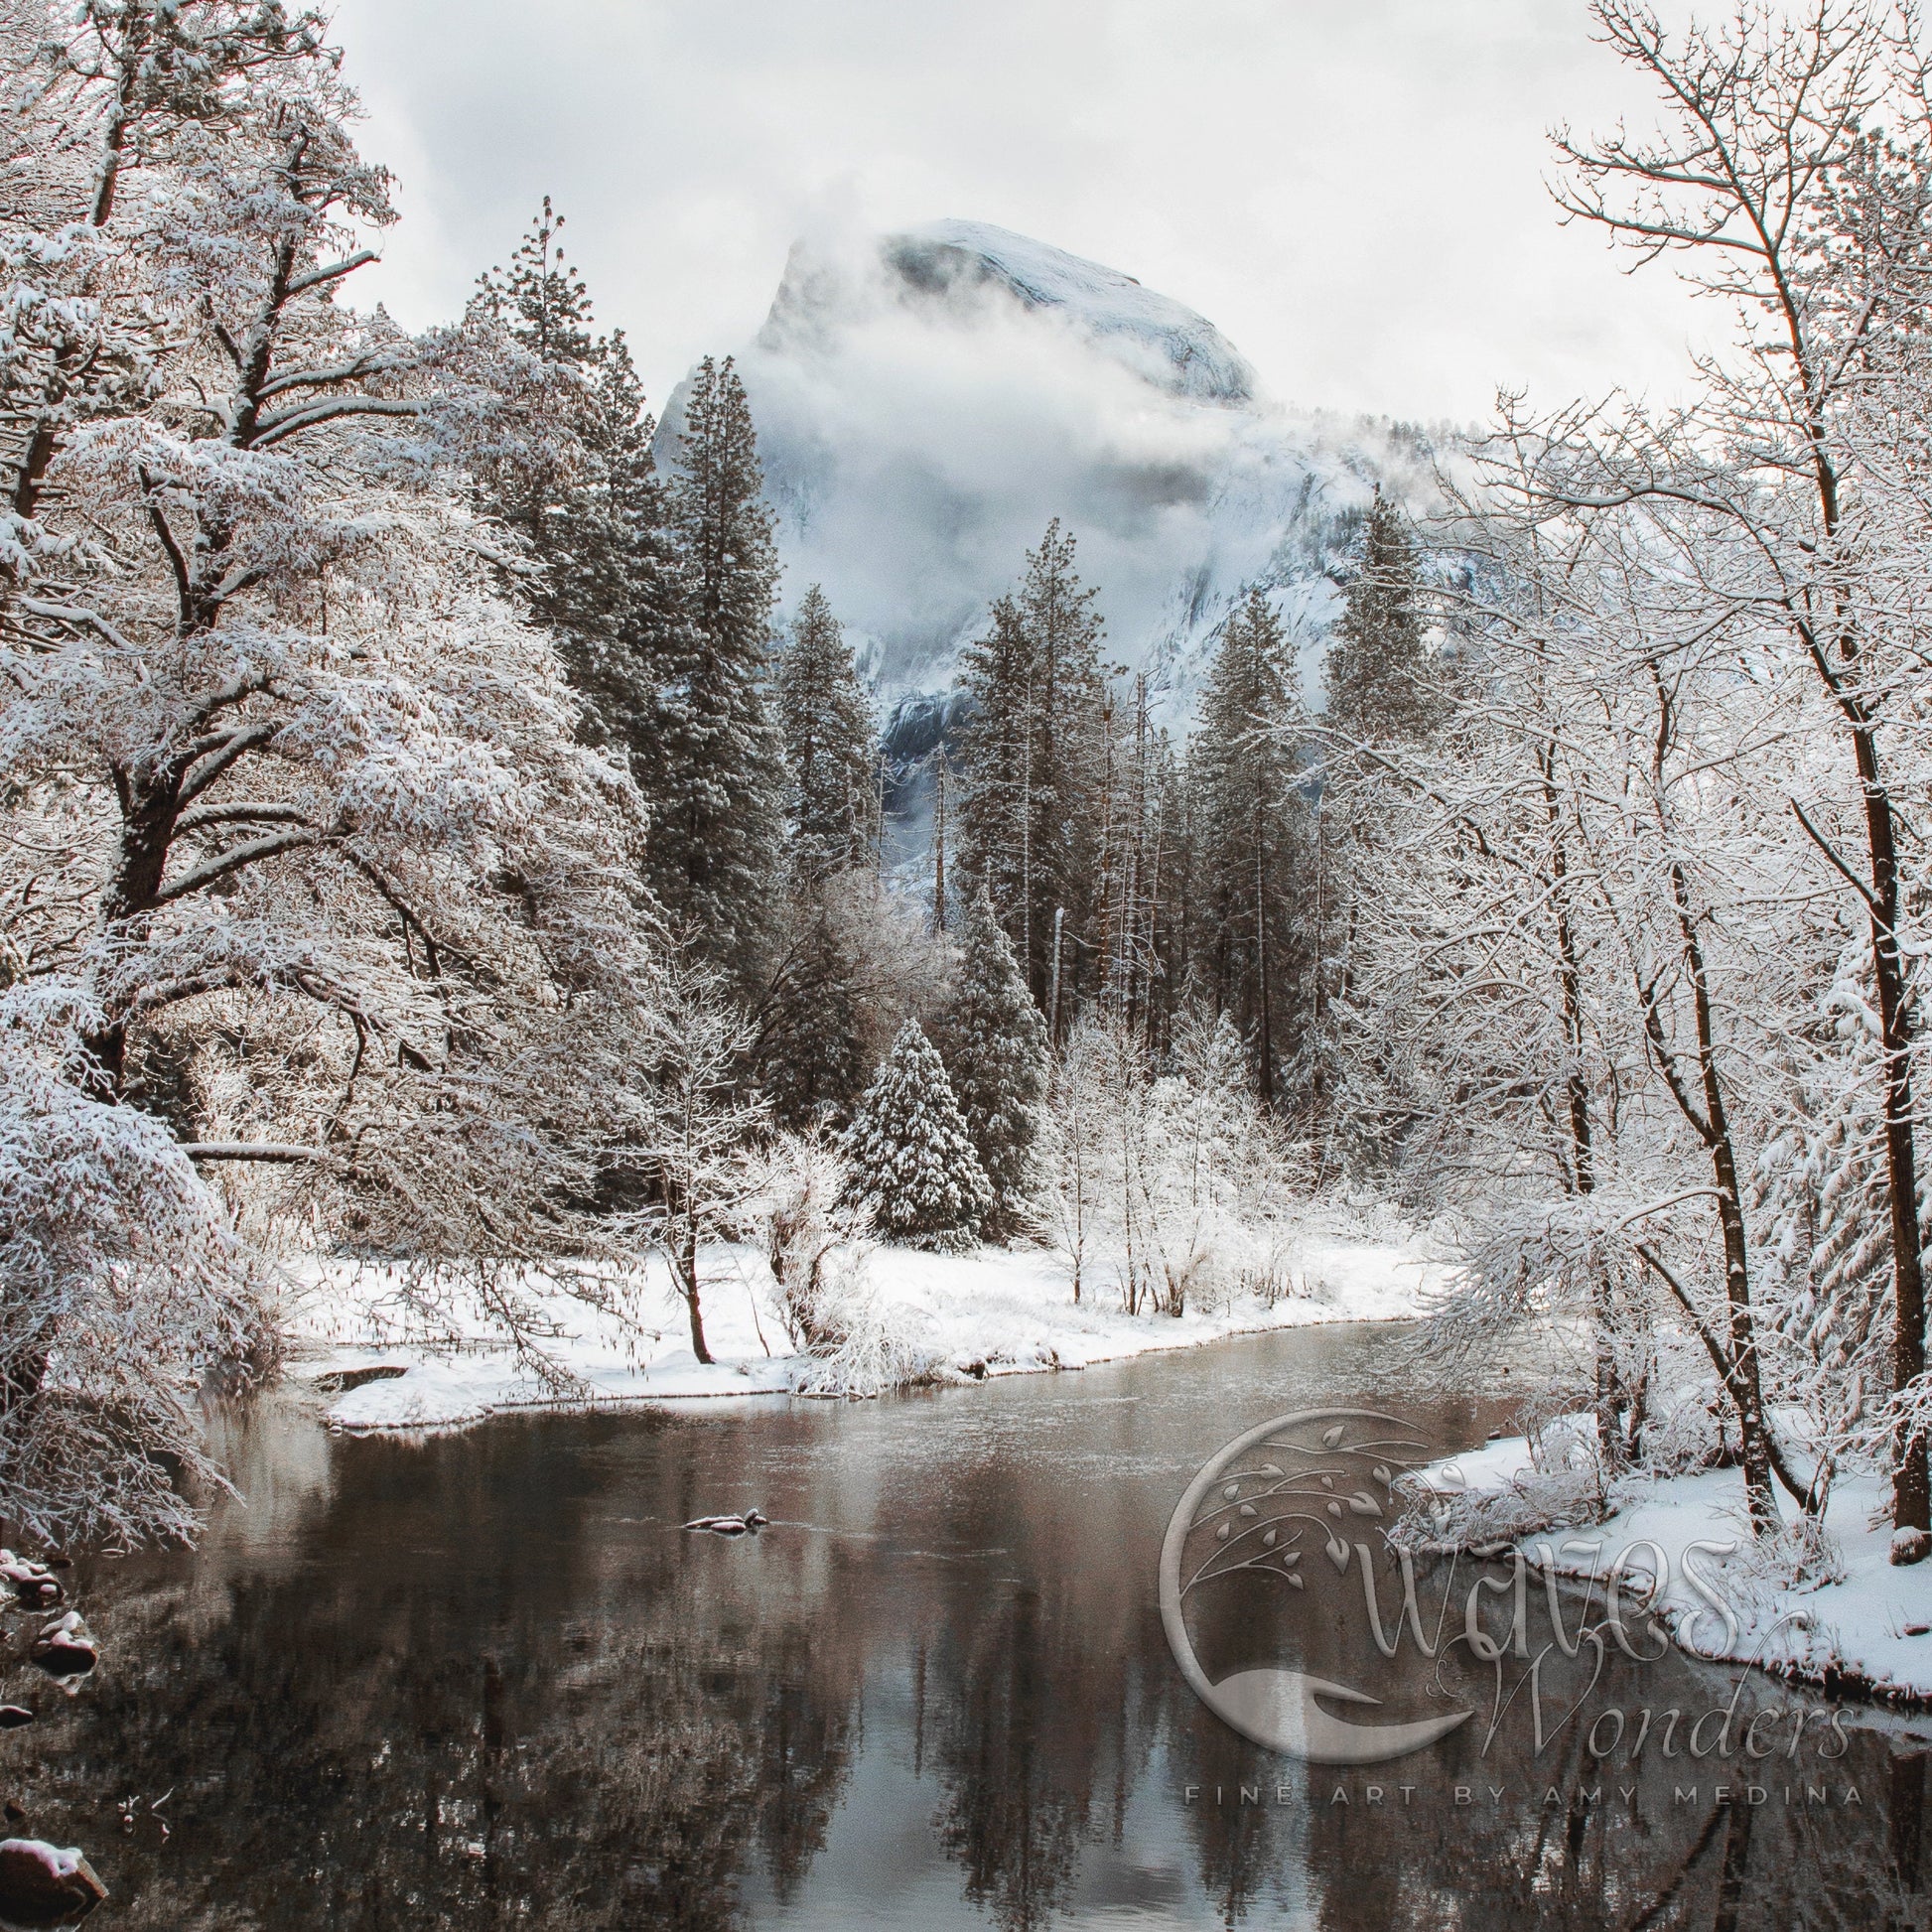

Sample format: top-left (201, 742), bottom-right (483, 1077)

top-left (1186, 586), bottom-right (1306, 1107)
top-left (843, 1020), bottom-right (992, 1250)
top-left (955, 518), bottom-right (1109, 1022)
top-left (778, 584), bottom-right (876, 879)
top-left (759, 584), bottom-right (880, 1120)
top-left (472, 203), bottom-right (695, 767)
top-left (1307, 492), bottom-right (1435, 1137)
top-left (935, 886), bottom-right (1048, 1239)
top-left (1136, 727), bottom-right (1196, 1060)
top-left (1197, 1008), bottom-right (1250, 1100)
top-left (1092, 673), bottom-right (1168, 1035)
top-left (587, 330), bottom-right (706, 753)
top-left (952, 592), bottom-right (1032, 952)
top-left (473, 202), bottom-right (596, 555)
top-left (1325, 487), bottom-right (1435, 745)
top-left (648, 354), bottom-right (787, 989)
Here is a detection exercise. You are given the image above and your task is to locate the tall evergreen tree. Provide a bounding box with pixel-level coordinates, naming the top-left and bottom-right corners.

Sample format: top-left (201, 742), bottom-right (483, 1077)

top-left (955, 519), bottom-right (1110, 1025)
top-left (1326, 487), bottom-right (1434, 744)
top-left (1091, 673), bottom-right (1173, 1036)
top-left (647, 354), bottom-right (787, 986)
top-left (935, 887), bottom-right (1049, 1239)
top-left (843, 1021), bottom-right (992, 1251)
top-left (1188, 586), bottom-right (1306, 1107)
top-left (1310, 490), bottom-right (1435, 1137)
top-left (473, 200), bottom-right (595, 564)
top-left (472, 201), bottom-right (694, 765)
top-left (778, 585), bottom-right (876, 879)
top-left (953, 592), bottom-right (1032, 949)
top-left (1140, 725), bottom-right (1194, 1059)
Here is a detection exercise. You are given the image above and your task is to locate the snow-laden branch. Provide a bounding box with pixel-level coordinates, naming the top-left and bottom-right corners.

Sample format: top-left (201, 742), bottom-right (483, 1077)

top-left (15, 597), bottom-right (136, 653)
top-left (251, 395), bottom-right (422, 449)
top-left (174, 801), bottom-right (313, 834)
top-left (153, 828), bottom-right (319, 903)
top-left (177, 724), bottom-right (281, 805)
top-left (284, 250), bottom-right (380, 300)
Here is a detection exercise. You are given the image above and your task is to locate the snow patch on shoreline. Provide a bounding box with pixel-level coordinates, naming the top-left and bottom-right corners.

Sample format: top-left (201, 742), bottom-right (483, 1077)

top-left (1418, 1435), bottom-right (1932, 1702)
top-left (289, 1235), bottom-right (1446, 1434)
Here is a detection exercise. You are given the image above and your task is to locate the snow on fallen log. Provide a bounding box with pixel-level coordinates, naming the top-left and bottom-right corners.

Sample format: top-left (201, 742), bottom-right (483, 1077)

top-left (682, 1510), bottom-right (768, 1535)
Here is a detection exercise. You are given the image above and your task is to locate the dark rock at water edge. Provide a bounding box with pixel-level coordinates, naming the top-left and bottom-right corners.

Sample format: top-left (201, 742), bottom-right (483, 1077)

top-left (0, 1839), bottom-right (106, 1925)
top-left (26, 1616), bottom-right (95, 1679)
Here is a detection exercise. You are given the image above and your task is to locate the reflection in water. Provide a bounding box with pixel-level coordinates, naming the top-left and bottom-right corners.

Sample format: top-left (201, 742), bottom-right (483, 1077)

top-left (0, 1327), bottom-right (1926, 1928)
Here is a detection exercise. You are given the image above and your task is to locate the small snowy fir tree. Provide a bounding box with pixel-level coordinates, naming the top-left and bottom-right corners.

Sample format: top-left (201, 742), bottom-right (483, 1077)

top-left (843, 1021), bottom-right (993, 1251)
top-left (935, 887), bottom-right (1048, 1239)
top-left (1199, 1010), bottom-right (1251, 1099)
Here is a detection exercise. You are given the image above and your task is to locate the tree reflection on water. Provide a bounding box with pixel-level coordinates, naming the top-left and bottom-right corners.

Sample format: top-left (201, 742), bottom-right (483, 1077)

top-left (0, 1337), bottom-right (1924, 1930)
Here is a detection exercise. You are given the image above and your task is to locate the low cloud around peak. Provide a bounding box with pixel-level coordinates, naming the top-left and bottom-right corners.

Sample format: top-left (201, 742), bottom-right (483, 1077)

top-left (662, 218), bottom-right (1425, 705)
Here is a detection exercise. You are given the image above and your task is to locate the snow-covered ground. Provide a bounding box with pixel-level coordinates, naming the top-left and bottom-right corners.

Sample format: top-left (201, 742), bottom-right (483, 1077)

top-left (1419, 1432), bottom-right (1932, 1703)
top-left (289, 1235), bottom-right (1445, 1433)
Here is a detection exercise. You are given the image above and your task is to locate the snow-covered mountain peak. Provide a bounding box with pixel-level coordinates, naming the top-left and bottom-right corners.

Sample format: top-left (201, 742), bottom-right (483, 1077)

top-left (758, 220), bottom-right (1257, 407)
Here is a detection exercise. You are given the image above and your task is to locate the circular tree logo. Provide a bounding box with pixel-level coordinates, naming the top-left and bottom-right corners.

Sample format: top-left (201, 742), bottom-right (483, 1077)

top-left (1160, 1408), bottom-right (1473, 1765)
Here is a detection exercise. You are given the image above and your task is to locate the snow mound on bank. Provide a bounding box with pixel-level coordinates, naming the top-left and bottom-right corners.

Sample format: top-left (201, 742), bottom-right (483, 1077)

top-left (1420, 1434), bottom-right (1932, 1702)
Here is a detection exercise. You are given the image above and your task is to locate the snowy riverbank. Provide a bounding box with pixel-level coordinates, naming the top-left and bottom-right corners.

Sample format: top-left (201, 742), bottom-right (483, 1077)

top-left (289, 1233), bottom-right (1447, 1433)
top-left (1419, 1432), bottom-right (1932, 1704)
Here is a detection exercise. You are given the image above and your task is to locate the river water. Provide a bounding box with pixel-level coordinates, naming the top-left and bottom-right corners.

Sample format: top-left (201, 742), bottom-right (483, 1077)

top-left (2, 1321), bottom-right (1928, 1929)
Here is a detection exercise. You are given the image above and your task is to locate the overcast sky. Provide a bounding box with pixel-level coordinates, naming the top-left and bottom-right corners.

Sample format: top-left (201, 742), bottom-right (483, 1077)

top-left (331, 0), bottom-right (1714, 427)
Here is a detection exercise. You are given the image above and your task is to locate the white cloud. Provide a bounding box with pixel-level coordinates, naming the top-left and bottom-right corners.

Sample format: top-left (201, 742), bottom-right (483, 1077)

top-left (332, 0), bottom-right (1714, 428)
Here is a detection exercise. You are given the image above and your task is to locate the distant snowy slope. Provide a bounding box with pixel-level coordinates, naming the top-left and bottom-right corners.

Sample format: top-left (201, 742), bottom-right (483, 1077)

top-left (659, 219), bottom-right (1438, 720)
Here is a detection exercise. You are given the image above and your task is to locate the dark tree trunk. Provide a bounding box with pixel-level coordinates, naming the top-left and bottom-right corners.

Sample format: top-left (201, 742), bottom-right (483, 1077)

top-left (682, 1215), bottom-right (711, 1364)
top-left (1646, 851), bottom-right (1780, 1534)
top-left (1855, 727), bottom-right (1931, 1536)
